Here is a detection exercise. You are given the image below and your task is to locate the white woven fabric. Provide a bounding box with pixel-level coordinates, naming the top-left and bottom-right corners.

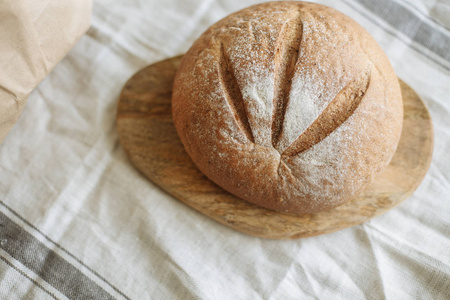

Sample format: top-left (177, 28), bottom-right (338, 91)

top-left (1, 0), bottom-right (449, 299)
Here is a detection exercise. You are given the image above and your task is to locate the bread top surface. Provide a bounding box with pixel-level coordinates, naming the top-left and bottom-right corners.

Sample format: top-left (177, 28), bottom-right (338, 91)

top-left (172, 1), bottom-right (403, 214)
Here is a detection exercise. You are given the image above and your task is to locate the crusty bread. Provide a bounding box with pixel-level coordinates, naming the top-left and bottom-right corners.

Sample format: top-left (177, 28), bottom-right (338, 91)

top-left (172, 1), bottom-right (403, 214)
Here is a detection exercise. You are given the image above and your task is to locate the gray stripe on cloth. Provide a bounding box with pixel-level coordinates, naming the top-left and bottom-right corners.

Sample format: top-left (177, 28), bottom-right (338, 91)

top-left (0, 211), bottom-right (115, 300)
top-left (354, 0), bottom-right (450, 62)
top-left (342, 0), bottom-right (450, 73)
top-left (0, 200), bottom-right (130, 300)
top-left (0, 255), bottom-right (58, 300)
top-left (397, 0), bottom-right (450, 31)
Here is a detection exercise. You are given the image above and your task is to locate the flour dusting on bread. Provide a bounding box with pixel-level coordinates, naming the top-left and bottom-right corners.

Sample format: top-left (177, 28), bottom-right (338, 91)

top-left (172, 2), bottom-right (403, 214)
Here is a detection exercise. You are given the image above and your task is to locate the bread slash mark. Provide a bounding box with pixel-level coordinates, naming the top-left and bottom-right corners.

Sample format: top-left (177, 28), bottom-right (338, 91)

top-left (282, 69), bottom-right (372, 158)
top-left (218, 43), bottom-right (255, 142)
top-left (271, 11), bottom-right (303, 149)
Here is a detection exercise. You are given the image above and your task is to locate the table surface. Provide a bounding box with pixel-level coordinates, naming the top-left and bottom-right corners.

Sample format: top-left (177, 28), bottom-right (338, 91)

top-left (1, 0), bottom-right (449, 299)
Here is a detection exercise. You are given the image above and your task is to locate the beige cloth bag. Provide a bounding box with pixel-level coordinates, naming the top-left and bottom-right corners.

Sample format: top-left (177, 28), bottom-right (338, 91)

top-left (0, 0), bottom-right (92, 144)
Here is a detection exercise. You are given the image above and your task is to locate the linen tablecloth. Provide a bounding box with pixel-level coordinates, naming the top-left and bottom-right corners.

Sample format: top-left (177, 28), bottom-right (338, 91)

top-left (1, 0), bottom-right (449, 299)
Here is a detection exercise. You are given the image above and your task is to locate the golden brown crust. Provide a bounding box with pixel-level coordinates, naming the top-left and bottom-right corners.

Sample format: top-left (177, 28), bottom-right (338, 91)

top-left (172, 1), bottom-right (403, 214)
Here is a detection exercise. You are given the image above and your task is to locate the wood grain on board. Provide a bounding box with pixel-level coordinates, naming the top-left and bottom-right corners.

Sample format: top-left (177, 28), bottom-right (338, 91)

top-left (117, 56), bottom-right (433, 239)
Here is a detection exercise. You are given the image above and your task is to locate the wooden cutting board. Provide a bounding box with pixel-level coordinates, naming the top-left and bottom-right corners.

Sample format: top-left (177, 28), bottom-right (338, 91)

top-left (116, 55), bottom-right (433, 239)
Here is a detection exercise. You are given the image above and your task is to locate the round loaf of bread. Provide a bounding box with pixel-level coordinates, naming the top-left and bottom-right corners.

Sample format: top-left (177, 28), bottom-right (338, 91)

top-left (172, 1), bottom-right (403, 214)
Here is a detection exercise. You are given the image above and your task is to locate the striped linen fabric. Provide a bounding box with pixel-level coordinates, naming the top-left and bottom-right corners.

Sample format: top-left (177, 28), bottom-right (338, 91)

top-left (1, 0), bottom-right (449, 299)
